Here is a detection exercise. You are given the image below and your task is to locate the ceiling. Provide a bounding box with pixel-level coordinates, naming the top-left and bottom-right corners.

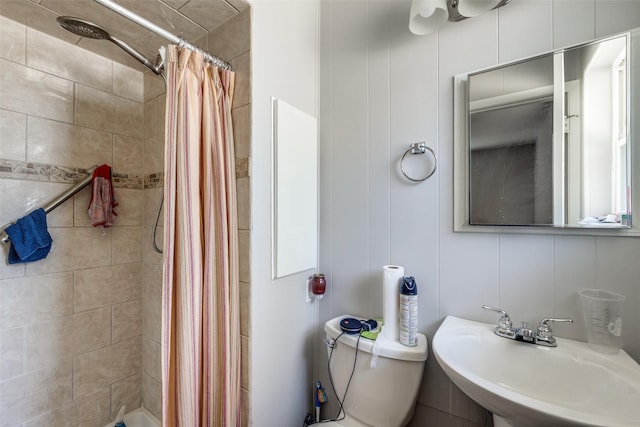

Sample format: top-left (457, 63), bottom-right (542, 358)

top-left (0, 0), bottom-right (249, 71)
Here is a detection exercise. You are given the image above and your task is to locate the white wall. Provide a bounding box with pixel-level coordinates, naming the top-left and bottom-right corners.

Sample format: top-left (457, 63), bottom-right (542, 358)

top-left (319, 0), bottom-right (640, 424)
top-left (249, 0), bottom-right (320, 425)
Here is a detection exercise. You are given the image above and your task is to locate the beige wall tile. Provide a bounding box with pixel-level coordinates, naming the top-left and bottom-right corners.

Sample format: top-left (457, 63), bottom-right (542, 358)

top-left (0, 58), bottom-right (74, 123)
top-left (241, 335), bottom-right (249, 390)
top-left (26, 28), bottom-right (113, 93)
top-left (0, 109), bottom-right (27, 161)
top-left (241, 387), bottom-right (250, 427)
top-left (142, 263), bottom-right (162, 343)
top-left (180, 0), bottom-right (238, 33)
top-left (0, 260), bottom-right (25, 280)
top-left (0, 360), bottom-right (73, 425)
top-left (157, 93), bottom-right (166, 132)
top-left (0, 1), bottom-right (81, 46)
top-left (113, 61), bottom-right (144, 102)
top-left (238, 229), bottom-right (250, 283)
top-left (25, 308), bottom-right (112, 372)
top-left (141, 372), bottom-right (162, 421)
top-left (24, 389), bottom-right (111, 427)
top-left (143, 225), bottom-right (163, 266)
top-left (114, 134), bottom-right (144, 176)
top-left (0, 180), bottom-right (74, 228)
top-left (144, 187), bottom-right (164, 227)
top-left (0, 16), bottom-right (26, 63)
top-left (230, 51), bottom-right (250, 108)
top-left (239, 281), bottom-right (250, 337)
top-left (111, 373), bottom-right (142, 421)
top-left (27, 116), bottom-right (113, 168)
top-left (232, 103), bottom-right (251, 158)
top-left (144, 71), bottom-right (165, 101)
top-left (72, 185), bottom-right (93, 227)
top-left (113, 189), bottom-right (144, 226)
top-left (74, 263), bottom-right (142, 312)
top-left (26, 227), bottom-right (112, 275)
top-left (208, 9), bottom-right (250, 62)
top-left (144, 133), bottom-right (164, 176)
top-left (75, 84), bottom-right (143, 138)
top-left (112, 226), bottom-right (143, 264)
top-left (0, 272), bottom-right (73, 330)
top-left (0, 327), bottom-right (25, 381)
top-left (143, 97), bottom-right (158, 139)
top-left (142, 336), bottom-right (161, 381)
top-left (73, 336), bottom-right (141, 398)
top-left (112, 299), bottom-right (142, 343)
top-left (237, 176), bottom-right (250, 231)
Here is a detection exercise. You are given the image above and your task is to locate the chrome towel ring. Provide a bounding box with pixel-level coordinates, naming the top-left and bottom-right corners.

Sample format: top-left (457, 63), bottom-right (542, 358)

top-left (400, 142), bottom-right (437, 182)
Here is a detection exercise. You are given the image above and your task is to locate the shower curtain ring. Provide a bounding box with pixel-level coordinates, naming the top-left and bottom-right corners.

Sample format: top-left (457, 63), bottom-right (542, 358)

top-left (400, 142), bottom-right (437, 182)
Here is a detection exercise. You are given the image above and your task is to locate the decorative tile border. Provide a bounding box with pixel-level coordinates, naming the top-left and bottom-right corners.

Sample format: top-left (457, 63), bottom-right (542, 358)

top-left (0, 158), bottom-right (247, 188)
top-left (0, 160), bottom-right (145, 189)
top-left (236, 157), bottom-right (250, 178)
top-left (144, 172), bottom-right (164, 189)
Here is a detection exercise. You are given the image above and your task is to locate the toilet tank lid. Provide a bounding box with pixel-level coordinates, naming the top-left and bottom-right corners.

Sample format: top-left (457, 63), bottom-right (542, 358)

top-left (324, 315), bottom-right (428, 362)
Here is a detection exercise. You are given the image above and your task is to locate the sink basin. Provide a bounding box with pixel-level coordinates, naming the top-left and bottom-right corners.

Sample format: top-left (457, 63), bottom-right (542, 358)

top-left (433, 315), bottom-right (640, 427)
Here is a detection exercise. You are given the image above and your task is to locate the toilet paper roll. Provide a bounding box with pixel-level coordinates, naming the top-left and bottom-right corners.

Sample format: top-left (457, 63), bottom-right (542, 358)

top-left (381, 265), bottom-right (404, 341)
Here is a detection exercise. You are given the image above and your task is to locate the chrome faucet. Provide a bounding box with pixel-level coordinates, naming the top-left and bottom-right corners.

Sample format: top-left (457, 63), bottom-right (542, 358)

top-left (482, 305), bottom-right (516, 339)
top-left (535, 318), bottom-right (574, 347)
top-left (482, 305), bottom-right (573, 347)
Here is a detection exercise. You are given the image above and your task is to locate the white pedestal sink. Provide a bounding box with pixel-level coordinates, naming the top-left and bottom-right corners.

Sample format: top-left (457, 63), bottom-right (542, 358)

top-left (433, 316), bottom-right (640, 427)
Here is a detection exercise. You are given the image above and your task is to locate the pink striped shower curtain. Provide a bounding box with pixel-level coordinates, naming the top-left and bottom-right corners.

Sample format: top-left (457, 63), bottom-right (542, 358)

top-left (161, 45), bottom-right (241, 427)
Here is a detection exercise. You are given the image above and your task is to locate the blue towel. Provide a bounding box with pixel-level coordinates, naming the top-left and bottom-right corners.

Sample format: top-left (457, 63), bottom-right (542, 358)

top-left (5, 208), bottom-right (53, 264)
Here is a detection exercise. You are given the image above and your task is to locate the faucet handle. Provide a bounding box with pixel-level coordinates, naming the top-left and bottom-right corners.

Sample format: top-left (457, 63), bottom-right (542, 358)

top-left (536, 318), bottom-right (573, 346)
top-left (482, 305), bottom-right (513, 333)
top-left (537, 317), bottom-right (573, 335)
top-left (482, 305), bottom-right (511, 320)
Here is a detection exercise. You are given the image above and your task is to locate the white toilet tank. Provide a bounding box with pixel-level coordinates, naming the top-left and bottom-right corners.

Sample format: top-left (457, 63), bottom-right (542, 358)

top-left (324, 315), bottom-right (428, 427)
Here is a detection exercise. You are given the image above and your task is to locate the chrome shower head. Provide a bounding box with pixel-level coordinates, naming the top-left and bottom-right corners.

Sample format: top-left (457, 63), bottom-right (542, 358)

top-left (56, 16), bottom-right (163, 76)
top-left (56, 16), bottom-right (110, 40)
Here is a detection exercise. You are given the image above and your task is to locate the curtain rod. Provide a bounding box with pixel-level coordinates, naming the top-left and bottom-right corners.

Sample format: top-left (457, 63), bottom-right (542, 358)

top-left (92, 0), bottom-right (231, 70)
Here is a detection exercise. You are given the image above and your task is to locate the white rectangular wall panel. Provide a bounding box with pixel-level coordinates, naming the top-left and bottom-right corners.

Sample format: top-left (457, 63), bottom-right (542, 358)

top-left (271, 98), bottom-right (318, 278)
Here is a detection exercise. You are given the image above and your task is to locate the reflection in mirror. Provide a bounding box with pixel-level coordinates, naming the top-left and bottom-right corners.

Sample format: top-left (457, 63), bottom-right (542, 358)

top-left (459, 32), bottom-right (631, 230)
top-left (469, 54), bottom-right (554, 225)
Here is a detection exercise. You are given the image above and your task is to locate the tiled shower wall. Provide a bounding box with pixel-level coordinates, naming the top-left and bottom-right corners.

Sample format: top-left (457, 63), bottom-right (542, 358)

top-left (0, 8), bottom-right (251, 425)
top-left (0, 16), bottom-right (145, 426)
top-left (140, 63), bottom-right (165, 421)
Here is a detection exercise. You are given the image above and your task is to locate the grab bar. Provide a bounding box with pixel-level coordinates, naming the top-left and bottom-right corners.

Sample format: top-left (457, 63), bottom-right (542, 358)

top-left (0, 169), bottom-right (96, 245)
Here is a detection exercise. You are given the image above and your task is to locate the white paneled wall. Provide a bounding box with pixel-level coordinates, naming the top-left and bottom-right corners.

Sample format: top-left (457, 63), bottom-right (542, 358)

top-left (318, 1), bottom-right (640, 425)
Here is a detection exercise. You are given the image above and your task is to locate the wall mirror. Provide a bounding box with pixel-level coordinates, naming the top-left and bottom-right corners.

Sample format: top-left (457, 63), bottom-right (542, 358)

top-left (454, 27), bottom-right (640, 236)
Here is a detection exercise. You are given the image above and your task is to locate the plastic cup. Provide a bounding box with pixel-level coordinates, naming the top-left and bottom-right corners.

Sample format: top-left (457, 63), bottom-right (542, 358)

top-left (578, 289), bottom-right (625, 355)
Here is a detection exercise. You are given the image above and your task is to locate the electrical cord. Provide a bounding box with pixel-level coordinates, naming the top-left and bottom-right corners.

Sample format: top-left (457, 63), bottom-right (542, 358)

top-left (311, 330), bottom-right (361, 424)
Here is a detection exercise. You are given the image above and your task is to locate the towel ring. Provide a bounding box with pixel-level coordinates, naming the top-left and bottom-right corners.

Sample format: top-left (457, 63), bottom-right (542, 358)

top-left (400, 142), bottom-right (437, 182)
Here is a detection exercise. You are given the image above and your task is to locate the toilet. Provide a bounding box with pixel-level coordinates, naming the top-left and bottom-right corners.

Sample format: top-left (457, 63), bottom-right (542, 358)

top-left (322, 315), bottom-right (428, 427)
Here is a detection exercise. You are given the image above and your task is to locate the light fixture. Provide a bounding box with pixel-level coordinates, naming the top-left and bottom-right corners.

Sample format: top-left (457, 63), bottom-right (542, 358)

top-left (409, 0), bottom-right (449, 36)
top-left (409, 0), bottom-right (511, 35)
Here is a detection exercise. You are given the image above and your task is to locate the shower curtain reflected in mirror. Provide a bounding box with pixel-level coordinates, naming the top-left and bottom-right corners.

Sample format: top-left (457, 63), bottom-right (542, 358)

top-left (161, 44), bottom-right (240, 427)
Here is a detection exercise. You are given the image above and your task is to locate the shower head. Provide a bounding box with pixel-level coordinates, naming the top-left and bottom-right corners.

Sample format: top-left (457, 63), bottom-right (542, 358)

top-left (56, 16), bottom-right (110, 39)
top-left (56, 16), bottom-right (163, 76)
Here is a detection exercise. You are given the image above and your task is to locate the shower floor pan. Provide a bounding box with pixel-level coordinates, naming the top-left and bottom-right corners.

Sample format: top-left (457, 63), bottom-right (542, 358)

top-left (104, 408), bottom-right (160, 427)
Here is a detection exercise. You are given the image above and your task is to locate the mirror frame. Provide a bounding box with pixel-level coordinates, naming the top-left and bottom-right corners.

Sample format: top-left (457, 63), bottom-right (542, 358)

top-left (453, 27), bottom-right (640, 237)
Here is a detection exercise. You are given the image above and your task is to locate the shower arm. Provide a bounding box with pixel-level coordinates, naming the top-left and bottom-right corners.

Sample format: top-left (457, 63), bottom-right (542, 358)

top-left (110, 34), bottom-right (164, 76)
top-left (92, 0), bottom-right (231, 70)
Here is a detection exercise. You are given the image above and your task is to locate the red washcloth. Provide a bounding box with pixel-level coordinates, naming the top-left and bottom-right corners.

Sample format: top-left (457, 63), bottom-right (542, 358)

top-left (87, 164), bottom-right (118, 227)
